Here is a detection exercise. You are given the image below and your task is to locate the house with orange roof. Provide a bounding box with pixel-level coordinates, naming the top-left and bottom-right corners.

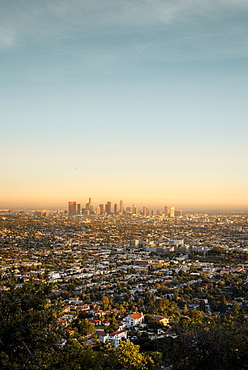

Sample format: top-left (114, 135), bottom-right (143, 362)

top-left (125, 312), bottom-right (144, 329)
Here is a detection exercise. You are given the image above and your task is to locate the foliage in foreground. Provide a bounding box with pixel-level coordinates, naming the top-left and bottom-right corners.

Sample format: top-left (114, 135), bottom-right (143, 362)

top-left (1, 282), bottom-right (248, 369)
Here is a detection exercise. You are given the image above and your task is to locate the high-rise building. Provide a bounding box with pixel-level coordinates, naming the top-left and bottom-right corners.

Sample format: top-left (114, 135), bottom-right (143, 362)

top-left (169, 207), bottom-right (175, 218)
top-left (68, 201), bottom-right (77, 216)
top-left (106, 201), bottom-right (112, 214)
top-left (99, 204), bottom-right (104, 214)
top-left (143, 206), bottom-right (148, 217)
top-left (164, 206), bottom-right (169, 216)
top-left (86, 197), bottom-right (92, 211)
top-left (77, 204), bottom-right (81, 215)
top-left (132, 204), bottom-right (137, 215)
top-left (120, 200), bottom-right (123, 214)
top-left (114, 204), bottom-right (118, 214)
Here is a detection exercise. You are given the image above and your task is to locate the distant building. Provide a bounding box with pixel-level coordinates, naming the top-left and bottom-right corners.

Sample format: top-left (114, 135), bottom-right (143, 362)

top-left (130, 239), bottom-right (140, 248)
top-left (143, 207), bottom-right (148, 217)
top-left (132, 204), bottom-right (138, 215)
top-left (164, 205), bottom-right (169, 216)
top-left (133, 259), bottom-right (152, 266)
top-left (150, 315), bottom-right (170, 326)
top-left (77, 204), bottom-right (81, 215)
top-left (169, 207), bottom-right (175, 218)
top-left (86, 198), bottom-right (92, 212)
top-left (175, 210), bottom-right (183, 217)
top-left (126, 207), bottom-right (131, 214)
top-left (99, 204), bottom-right (104, 214)
top-left (106, 201), bottom-right (112, 214)
top-left (68, 201), bottom-right (77, 216)
top-left (120, 200), bottom-right (123, 214)
top-left (114, 203), bottom-right (118, 214)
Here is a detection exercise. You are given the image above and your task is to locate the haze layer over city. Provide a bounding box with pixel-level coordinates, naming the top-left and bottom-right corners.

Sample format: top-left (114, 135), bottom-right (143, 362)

top-left (1, 0), bottom-right (248, 211)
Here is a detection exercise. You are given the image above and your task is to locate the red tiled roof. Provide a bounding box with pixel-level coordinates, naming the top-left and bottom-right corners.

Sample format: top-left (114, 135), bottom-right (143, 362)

top-left (109, 330), bottom-right (126, 336)
top-left (98, 332), bottom-right (108, 337)
top-left (130, 312), bottom-right (143, 319)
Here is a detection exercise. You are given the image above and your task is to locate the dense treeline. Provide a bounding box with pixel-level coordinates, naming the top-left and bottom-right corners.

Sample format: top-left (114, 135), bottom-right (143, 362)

top-left (1, 283), bottom-right (248, 369)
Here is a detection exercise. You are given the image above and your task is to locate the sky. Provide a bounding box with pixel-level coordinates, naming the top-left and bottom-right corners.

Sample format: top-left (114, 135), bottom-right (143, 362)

top-left (1, 0), bottom-right (248, 210)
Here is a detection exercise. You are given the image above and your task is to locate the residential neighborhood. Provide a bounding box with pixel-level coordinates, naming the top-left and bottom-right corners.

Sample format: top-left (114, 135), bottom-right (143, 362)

top-left (0, 210), bottom-right (248, 368)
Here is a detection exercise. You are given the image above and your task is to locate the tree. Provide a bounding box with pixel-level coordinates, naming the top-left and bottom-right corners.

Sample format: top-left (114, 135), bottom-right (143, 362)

top-left (232, 301), bottom-right (240, 317)
top-left (104, 341), bottom-right (150, 370)
top-left (58, 338), bottom-right (101, 370)
top-left (102, 295), bottom-right (110, 309)
top-left (0, 281), bottom-right (64, 369)
top-left (219, 295), bottom-right (227, 313)
top-left (166, 323), bottom-right (248, 370)
top-left (76, 319), bottom-right (96, 336)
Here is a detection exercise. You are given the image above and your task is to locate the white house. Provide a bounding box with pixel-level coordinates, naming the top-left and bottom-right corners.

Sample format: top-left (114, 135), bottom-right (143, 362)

top-left (98, 330), bottom-right (127, 347)
top-left (124, 312), bottom-right (144, 329)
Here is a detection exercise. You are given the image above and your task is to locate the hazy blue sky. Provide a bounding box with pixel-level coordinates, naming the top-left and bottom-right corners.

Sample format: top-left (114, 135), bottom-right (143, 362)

top-left (1, 0), bottom-right (248, 209)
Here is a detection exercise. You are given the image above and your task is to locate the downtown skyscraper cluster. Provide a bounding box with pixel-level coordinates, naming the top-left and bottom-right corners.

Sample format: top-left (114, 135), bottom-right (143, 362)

top-left (68, 199), bottom-right (182, 218)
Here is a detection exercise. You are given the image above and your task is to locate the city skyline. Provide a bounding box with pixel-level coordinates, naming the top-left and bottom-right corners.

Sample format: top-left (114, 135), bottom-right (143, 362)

top-left (1, 197), bottom-right (248, 213)
top-left (67, 198), bottom-right (181, 216)
top-left (1, 1), bottom-right (248, 210)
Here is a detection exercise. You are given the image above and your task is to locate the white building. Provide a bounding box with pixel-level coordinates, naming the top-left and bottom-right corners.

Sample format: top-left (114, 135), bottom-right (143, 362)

top-left (124, 312), bottom-right (144, 329)
top-left (98, 330), bottom-right (127, 347)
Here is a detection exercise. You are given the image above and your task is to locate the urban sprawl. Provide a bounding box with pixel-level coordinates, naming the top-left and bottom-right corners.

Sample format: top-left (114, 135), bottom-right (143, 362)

top-left (1, 200), bottom-right (248, 368)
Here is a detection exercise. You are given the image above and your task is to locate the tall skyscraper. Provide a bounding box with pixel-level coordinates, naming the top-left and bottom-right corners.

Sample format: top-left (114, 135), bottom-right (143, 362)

top-left (86, 197), bottom-right (92, 211)
top-left (169, 207), bottom-right (175, 218)
top-left (120, 200), bottom-right (123, 214)
top-left (164, 206), bottom-right (169, 216)
top-left (132, 204), bottom-right (137, 214)
top-left (114, 203), bottom-right (118, 214)
top-left (143, 206), bottom-right (148, 217)
top-left (106, 201), bottom-right (112, 214)
top-left (68, 201), bottom-right (77, 216)
top-left (77, 204), bottom-right (81, 215)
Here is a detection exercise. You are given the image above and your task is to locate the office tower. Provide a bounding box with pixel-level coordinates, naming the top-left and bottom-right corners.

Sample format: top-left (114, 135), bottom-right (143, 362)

top-left (68, 201), bottom-right (77, 216)
top-left (96, 206), bottom-right (101, 215)
top-left (86, 197), bottom-right (92, 211)
top-left (164, 206), bottom-right (169, 216)
top-left (89, 198), bottom-right (93, 212)
top-left (99, 204), bottom-right (104, 214)
top-left (143, 206), bottom-right (148, 217)
top-left (126, 207), bottom-right (131, 214)
top-left (132, 204), bottom-right (137, 215)
top-left (169, 207), bottom-right (175, 218)
top-left (106, 201), bottom-right (112, 214)
top-left (77, 204), bottom-right (81, 215)
top-left (114, 203), bottom-right (118, 214)
top-left (120, 200), bottom-right (123, 214)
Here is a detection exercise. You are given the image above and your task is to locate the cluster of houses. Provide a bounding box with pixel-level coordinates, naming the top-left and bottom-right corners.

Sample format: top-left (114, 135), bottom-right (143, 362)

top-left (0, 212), bottom-right (248, 348)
